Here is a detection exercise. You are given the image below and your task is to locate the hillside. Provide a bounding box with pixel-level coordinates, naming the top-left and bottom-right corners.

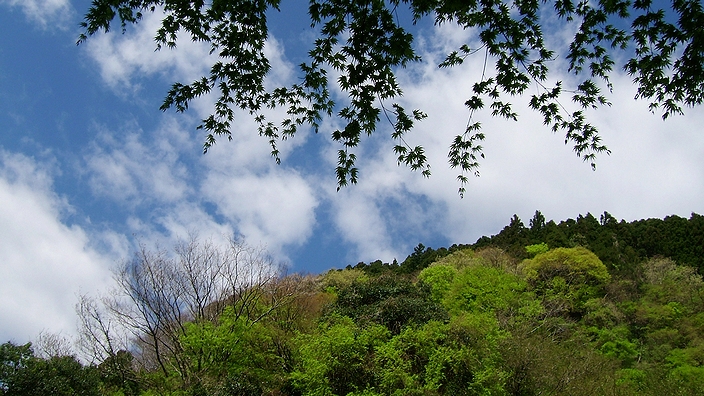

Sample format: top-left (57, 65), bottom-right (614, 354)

top-left (2, 212), bottom-right (703, 395)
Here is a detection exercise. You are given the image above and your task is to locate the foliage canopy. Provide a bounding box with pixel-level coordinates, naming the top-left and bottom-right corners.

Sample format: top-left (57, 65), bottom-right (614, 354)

top-left (79, 0), bottom-right (704, 195)
top-left (0, 342), bottom-right (101, 396)
top-left (522, 246), bottom-right (611, 286)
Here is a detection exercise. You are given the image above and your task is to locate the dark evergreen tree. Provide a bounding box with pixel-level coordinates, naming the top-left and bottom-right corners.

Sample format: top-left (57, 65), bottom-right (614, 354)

top-left (530, 210), bottom-right (547, 240)
top-left (0, 342), bottom-right (100, 396)
top-left (473, 211), bottom-right (703, 274)
top-left (330, 275), bottom-right (448, 334)
top-left (399, 244), bottom-right (449, 274)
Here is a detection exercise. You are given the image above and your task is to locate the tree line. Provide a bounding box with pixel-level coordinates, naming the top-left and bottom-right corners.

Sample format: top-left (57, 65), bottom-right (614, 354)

top-left (472, 211), bottom-right (704, 274)
top-left (350, 211), bottom-right (704, 276)
top-left (2, 212), bottom-right (703, 395)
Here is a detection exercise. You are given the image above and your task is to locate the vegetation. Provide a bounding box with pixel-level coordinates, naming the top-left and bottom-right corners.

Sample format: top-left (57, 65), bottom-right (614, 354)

top-left (3, 212), bottom-right (704, 395)
top-left (474, 211), bottom-right (704, 274)
top-left (77, 0), bottom-right (704, 194)
top-left (0, 342), bottom-right (100, 395)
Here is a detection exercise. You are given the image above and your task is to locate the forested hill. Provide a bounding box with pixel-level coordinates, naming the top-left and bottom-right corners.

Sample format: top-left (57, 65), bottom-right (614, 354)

top-left (2, 212), bottom-right (704, 395)
top-left (351, 211), bottom-right (704, 276)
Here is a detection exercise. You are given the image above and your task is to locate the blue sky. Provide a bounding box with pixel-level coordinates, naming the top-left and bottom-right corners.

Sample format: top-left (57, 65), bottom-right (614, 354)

top-left (1, 0), bottom-right (703, 344)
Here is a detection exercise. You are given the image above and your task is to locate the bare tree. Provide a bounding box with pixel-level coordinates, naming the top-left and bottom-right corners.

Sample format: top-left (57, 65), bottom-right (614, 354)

top-left (76, 294), bottom-right (127, 364)
top-left (77, 235), bottom-right (290, 385)
top-left (33, 330), bottom-right (74, 359)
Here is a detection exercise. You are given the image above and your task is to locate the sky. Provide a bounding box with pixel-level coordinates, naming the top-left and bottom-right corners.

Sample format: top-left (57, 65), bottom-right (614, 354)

top-left (1, 0), bottom-right (703, 345)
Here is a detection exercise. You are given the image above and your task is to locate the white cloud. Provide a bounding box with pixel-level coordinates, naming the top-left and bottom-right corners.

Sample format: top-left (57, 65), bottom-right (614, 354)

top-left (82, 10), bottom-right (215, 93)
top-left (1, 0), bottom-right (72, 29)
top-left (0, 149), bottom-right (113, 344)
top-left (123, 202), bottom-right (235, 255)
top-left (84, 117), bottom-right (190, 206)
top-left (83, 109), bottom-right (317, 263)
top-left (328, 189), bottom-right (398, 263)
top-left (82, 8), bottom-right (296, 101)
top-left (78, 7), bottom-right (704, 268)
top-left (321, 22), bottom-right (704, 258)
top-left (319, 149), bottom-right (446, 263)
top-left (78, 4), bottom-right (330, 263)
top-left (201, 152), bottom-right (319, 259)
top-left (431, 66), bottom-right (704, 234)
top-left (82, 115), bottom-right (238, 253)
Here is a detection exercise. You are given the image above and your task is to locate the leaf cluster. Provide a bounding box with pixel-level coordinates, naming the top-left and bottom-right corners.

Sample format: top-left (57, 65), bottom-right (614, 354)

top-left (78, 0), bottom-right (704, 193)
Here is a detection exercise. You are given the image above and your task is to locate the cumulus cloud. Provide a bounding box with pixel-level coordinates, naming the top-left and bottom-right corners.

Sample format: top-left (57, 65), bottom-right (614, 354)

top-left (82, 8), bottom-right (295, 100)
top-left (123, 202), bottom-right (235, 253)
top-left (83, 111), bottom-right (317, 263)
top-left (78, 6), bottom-right (704, 268)
top-left (84, 117), bottom-right (191, 206)
top-left (77, 4), bottom-right (329, 260)
top-left (395, 43), bottom-right (704, 240)
top-left (0, 149), bottom-right (113, 344)
top-left (1, 0), bottom-right (72, 29)
top-left (322, 22), bottom-right (704, 259)
top-left (82, 116), bottom-right (236, 251)
top-left (200, 119), bottom-right (319, 258)
top-left (327, 189), bottom-right (398, 263)
top-left (80, 5), bottom-right (318, 260)
top-left (82, 9), bottom-right (214, 93)
top-left (202, 169), bottom-right (318, 253)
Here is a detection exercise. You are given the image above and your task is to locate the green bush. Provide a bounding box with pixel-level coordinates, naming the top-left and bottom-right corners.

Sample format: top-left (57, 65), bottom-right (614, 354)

top-left (418, 264), bottom-right (457, 302)
top-left (522, 247), bottom-right (611, 286)
top-left (525, 243), bottom-right (549, 257)
top-left (522, 247), bottom-right (611, 313)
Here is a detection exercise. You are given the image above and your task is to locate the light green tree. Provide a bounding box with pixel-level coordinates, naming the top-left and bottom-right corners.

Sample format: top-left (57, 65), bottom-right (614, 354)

top-left (418, 264), bottom-right (457, 302)
top-left (291, 315), bottom-right (390, 396)
top-left (525, 242), bottom-right (549, 257)
top-left (522, 246), bottom-right (611, 314)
